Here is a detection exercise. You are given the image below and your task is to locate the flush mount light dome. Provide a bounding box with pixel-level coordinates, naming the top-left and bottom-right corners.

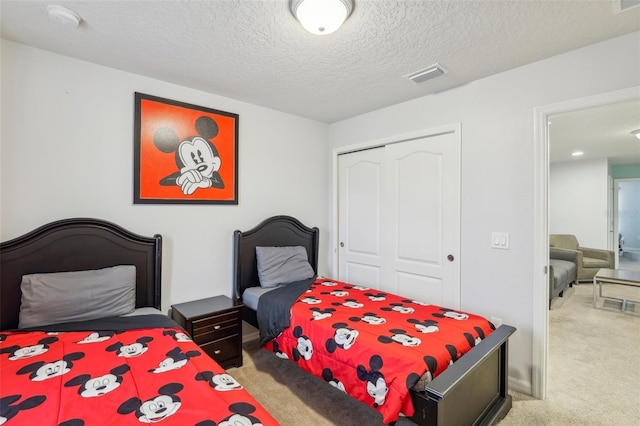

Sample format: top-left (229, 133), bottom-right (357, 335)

top-left (291, 0), bottom-right (354, 35)
top-left (632, 129), bottom-right (640, 140)
top-left (47, 5), bottom-right (82, 27)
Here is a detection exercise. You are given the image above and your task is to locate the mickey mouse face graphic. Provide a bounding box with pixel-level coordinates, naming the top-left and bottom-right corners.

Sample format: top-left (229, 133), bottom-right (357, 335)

top-left (64, 365), bottom-right (130, 398)
top-left (291, 326), bottom-right (313, 361)
top-left (1, 336), bottom-right (58, 360)
top-left (310, 307), bottom-right (335, 320)
top-left (218, 402), bottom-right (264, 426)
top-left (364, 292), bottom-right (386, 302)
top-left (357, 355), bottom-right (388, 408)
top-left (381, 303), bottom-right (415, 314)
top-left (16, 352), bottom-right (85, 381)
top-left (321, 290), bottom-right (349, 297)
top-left (433, 308), bottom-right (469, 320)
top-left (162, 329), bottom-right (192, 342)
top-left (300, 296), bottom-right (321, 305)
top-left (351, 285), bottom-right (371, 291)
top-left (106, 337), bottom-right (153, 358)
top-left (350, 313), bottom-right (386, 325)
top-left (378, 329), bottom-right (422, 347)
top-left (139, 394), bottom-right (180, 421)
top-left (118, 383), bottom-right (183, 423)
top-left (150, 347), bottom-right (200, 374)
top-left (76, 332), bottom-right (114, 344)
top-left (332, 299), bottom-right (364, 309)
top-left (322, 368), bottom-right (346, 393)
top-left (408, 318), bottom-right (440, 334)
top-left (326, 323), bottom-right (359, 353)
top-left (154, 116), bottom-right (224, 196)
top-left (195, 371), bottom-right (243, 391)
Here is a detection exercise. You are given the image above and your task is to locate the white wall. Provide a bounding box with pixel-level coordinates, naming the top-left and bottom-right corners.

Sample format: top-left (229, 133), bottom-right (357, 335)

top-left (0, 40), bottom-right (330, 312)
top-left (328, 32), bottom-right (640, 393)
top-left (549, 159), bottom-right (610, 249)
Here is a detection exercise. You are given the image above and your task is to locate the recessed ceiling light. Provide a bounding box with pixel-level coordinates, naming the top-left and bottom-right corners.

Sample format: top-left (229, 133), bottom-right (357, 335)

top-left (631, 129), bottom-right (640, 140)
top-left (47, 5), bottom-right (82, 28)
top-left (571, 151), bottom-right (584, 157)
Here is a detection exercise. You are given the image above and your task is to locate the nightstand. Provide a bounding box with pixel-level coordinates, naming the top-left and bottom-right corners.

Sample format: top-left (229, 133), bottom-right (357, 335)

top-left (171, 295), bottom-right (243, 369)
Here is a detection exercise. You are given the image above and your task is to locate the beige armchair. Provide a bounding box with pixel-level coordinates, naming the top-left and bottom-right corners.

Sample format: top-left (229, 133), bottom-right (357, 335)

top-left (549, 234), bottom-right (614, 282)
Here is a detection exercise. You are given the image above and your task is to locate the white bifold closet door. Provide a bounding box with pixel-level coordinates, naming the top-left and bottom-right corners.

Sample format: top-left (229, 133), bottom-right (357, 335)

top-left (337, 130), bottom-right (460, 308)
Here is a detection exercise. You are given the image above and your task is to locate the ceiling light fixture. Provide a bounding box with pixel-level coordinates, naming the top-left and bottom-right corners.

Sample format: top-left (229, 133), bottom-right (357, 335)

top-left (47, 5), bottom-right (82, 28)
top-left (631, 129), bottom-right (640, 140)
top-left (571, 151), bottom-right (584, 157)
top-left (291, 0), bottom-right (354, 35)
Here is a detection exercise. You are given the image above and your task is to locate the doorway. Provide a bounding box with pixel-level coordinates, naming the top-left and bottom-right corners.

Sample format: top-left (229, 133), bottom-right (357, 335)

top-left (533, 86), bottom-right (640, 399)
top-left (615, 178), bottom-right (640, 271)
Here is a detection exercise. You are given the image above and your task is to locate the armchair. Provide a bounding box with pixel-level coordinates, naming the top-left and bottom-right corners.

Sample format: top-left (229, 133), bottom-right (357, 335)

top-left (549, 234), bottom-right (614, 282)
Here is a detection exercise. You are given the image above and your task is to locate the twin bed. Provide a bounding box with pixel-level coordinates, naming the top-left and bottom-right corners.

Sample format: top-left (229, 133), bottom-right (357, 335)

top-left (234, 215), bottom-right (516, 426)
top-left (1, 215), bottom-right (516, 426)
top-left (0, 218), bottom-right (278, 426)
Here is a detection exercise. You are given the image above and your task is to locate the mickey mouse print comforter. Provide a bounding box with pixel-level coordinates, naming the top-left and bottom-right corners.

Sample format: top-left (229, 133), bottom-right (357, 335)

top-left (261, 277), bottom-right (495, 424)
top-left (0, 316), bottom-right (279, 426)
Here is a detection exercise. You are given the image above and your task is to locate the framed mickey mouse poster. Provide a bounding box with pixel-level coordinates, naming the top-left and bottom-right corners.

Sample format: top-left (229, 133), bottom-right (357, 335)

top-left (133, 92), bottom-right (238, 204)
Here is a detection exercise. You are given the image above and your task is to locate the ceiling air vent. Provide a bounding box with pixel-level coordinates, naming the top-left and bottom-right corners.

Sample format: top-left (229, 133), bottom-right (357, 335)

top-left (405, 64), bottom-right (448, 84)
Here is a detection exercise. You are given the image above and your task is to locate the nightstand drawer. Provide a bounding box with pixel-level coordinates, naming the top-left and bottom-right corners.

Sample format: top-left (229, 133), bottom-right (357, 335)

top-left (193, 311), bottom-right (237, 331)
top-left (200, 334), bottom-right (240, 363)
top-left (192, 318), bottom-right (239, 344)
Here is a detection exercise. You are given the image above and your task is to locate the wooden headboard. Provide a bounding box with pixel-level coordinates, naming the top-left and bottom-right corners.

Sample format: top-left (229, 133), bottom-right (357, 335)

top-left (0, 218), bottom-right (162, 331)
top-left (232, 215), bottom-right (319, 304)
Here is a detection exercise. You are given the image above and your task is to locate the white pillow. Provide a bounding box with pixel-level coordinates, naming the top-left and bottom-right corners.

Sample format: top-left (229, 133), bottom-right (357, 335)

top-left (19, 265), bottom-right (136, 329)
top-left (255, 246), bottom-right (315, 288)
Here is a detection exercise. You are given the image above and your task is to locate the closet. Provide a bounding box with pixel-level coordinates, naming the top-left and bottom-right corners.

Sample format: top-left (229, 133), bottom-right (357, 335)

top-left (336, 129), bottom-right (461, 308)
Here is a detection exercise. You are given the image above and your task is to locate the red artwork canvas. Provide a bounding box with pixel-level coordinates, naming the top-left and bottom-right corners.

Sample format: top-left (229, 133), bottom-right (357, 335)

top-left (134, 93), bottom-right (238, 204)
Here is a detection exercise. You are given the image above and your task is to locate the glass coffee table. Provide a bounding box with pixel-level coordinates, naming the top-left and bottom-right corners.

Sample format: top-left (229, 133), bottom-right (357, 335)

top-left (593, 268), bottom-right (640, 316)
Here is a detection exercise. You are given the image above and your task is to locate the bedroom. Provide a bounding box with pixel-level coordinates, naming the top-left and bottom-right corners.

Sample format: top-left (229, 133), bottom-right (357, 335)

top-left (1, 1), bottom-right (639, 424)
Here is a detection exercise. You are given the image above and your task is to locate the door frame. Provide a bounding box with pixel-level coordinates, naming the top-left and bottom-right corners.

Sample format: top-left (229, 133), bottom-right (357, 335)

top-left (614, 177), bottom-right (640, 267)
top-left (331, 123), bottom-right (461, 281)
top-left (533, 86), bottom-right (640, 399)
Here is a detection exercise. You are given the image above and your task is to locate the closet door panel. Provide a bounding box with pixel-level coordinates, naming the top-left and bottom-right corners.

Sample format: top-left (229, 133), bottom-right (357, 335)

top-left (338, 148), bottom-right (384, 289)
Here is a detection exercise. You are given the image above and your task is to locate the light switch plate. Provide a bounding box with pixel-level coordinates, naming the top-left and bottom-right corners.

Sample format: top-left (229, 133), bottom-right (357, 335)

top-left (491, 232), bottom-right (510, 249)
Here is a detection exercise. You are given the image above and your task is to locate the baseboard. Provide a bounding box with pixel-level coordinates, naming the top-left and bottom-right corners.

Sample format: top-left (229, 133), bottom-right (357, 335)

top-left (508, 376), bottom-right (532, 396)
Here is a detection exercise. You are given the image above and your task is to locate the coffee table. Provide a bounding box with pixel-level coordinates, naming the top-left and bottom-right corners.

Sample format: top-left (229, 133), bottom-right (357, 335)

top-left (593, 268), bottom-right (640, 316)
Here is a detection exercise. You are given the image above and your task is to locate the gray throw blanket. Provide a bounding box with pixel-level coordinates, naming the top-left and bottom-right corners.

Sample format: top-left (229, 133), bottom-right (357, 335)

top-left (256, 277), bottom-right (315, 345)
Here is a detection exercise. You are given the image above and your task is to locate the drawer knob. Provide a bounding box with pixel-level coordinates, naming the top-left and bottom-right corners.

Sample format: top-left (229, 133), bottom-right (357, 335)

top-left (214, 325), bottom-right (221, 330)
top-left (214, 349), bottom-right (222, 355)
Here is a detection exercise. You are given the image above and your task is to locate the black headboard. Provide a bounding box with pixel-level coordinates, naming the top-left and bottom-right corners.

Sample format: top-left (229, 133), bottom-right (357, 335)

top-left (233, 215), bottom-right (319, 303)
top-left (0, 218), bottom-right (162, 331)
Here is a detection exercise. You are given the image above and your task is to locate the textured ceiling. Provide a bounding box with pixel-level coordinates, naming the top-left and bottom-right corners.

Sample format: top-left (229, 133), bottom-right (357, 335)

top-left (2, 0), bottom-right (639, 124)
top-left (1, 0), bottom-right (639, 164)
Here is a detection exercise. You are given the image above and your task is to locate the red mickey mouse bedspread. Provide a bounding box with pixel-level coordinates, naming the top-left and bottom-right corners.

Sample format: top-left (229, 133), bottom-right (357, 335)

top-left (262, 277), bottom-right (495, 424)
top-left (1, 325), bottom-right (279, 425)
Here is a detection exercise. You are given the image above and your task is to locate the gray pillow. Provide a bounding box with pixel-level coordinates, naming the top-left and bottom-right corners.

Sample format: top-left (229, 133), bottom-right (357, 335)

top-left (18, 265), bottom-right (136, 329)
top-left (255, 246), bottom-right (315, 288)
